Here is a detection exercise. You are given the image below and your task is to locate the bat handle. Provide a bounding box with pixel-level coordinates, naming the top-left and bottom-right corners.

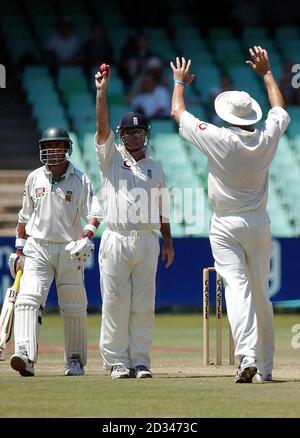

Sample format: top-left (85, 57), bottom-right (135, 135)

top-left (13, 268), bottom-right (23, 290)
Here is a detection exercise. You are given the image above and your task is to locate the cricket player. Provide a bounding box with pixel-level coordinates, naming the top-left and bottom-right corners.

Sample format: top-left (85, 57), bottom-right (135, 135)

top-left (8, 127), bottom-right (102, 377)
top-left (94, 67), bottom-right (174, 379)
top-left (170, 47), bottom-right (290, 383)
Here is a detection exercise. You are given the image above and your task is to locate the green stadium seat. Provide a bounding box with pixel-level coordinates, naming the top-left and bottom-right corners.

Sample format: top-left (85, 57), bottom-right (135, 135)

top-left (181, 103), bottom-right (206, 122)
top-left (243, 26), bottom-right (268, 42)
top-left (268, 181), bottom-right (295, 236)
top-left (90, 0), bottom-right (121, 13)
top-left (169, 14), bottom-right (191, 28)
top-left (101, 13), bottom-right (126, 28)
top-left (107, 75), bottom-right (125, 104)
top-left (82, 133), bottom-right (96, 154)
top-left (106, 27), bottom-right (130, 52)
top-left (193, 65), bottom-right (221, 103)
top-left (275, 26), bottom-right (299, 42)
top-left (209, 27), bottom-right (234, 45)
top-left (286, 106), bottom-right (300, 121)
top-left (36, 115), bottom-right (70, 132)
top-left (293, 134), bottom-right (300, 157)
top-left (153, 133), bottom-right (186, 153)
top-left (68, 132), bottom-right (88, 173)
top-left (110, 104), bottom-right (132, 130)
top-left (287, 121), bottom-right (300, 140)
top-left (188, 146), bottom-right (207, 176)
top-left (23, 65), bottom-right (50, 79)
top-left (35, 20), bottom-right (56, 46)
top-left (150, 121), bottom-right (175, 136)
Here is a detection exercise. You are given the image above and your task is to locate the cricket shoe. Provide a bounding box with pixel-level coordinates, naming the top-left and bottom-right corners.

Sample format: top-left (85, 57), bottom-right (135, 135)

top-left (110, 364), bottom-right (130, 379)
top-left (131, 365), bottom-right (152, 379)
top-left (65, 355), bottom-right (85, 376)
top-left (256, 372), bottom-right (272, 382)
top-left (235, 355), bottom-right (257, 383)
top-left (10, 352), bottom-right (35, 377)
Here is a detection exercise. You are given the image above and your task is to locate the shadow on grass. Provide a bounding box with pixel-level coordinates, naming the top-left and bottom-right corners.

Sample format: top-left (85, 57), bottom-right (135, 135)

top-left (256, 379), bottom-right (300, 384)
top-left (156, 374), bottom-right (233, 379)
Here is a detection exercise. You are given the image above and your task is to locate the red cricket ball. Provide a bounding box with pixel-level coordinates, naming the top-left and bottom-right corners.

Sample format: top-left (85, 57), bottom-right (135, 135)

top-left (98, 63), bottom-right (110, 75)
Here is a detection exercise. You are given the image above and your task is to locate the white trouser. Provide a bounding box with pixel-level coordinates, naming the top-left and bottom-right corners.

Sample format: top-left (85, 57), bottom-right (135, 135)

top-left (209, 209), bottom-right (274, 377)
top-left (99, 228), bottom-right (160, 369)
top-left (14, 237), bottom-right (88, 365)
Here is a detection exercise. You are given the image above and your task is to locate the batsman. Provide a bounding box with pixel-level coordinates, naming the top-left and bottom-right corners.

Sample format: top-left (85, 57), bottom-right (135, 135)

top-left (8, 127), bottom-right (102, 377)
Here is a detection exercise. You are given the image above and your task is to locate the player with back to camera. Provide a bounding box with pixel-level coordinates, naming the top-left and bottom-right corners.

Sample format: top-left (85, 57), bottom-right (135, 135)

top-left (8, 127), bottom-right (102, 377)
top-left (170, 46), bottom-right (290, 383)
top-left (93, 64), bottom-right (174, 379)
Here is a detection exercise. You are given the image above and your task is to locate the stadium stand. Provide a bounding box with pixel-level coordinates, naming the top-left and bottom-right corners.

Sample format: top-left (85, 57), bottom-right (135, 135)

top-left (1, 0), bottom-right (300, 237)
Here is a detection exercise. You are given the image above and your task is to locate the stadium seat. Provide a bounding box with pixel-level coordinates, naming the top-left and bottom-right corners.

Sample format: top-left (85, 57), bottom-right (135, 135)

top-left (209, 27), bottom-right (234, 45)
top-left (194, 65), bottom-right (221, 103)
top-left (275, 26), bottom-right (299, 42)
top-left (4, 12), bottom-right (300, 241)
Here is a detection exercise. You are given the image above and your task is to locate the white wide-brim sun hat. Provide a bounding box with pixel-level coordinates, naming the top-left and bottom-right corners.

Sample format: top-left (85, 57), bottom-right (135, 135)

top-left (214, 90), bottom-right (262, 126)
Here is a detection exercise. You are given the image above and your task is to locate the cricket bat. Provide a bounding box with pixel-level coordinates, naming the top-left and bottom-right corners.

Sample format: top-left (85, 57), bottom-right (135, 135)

top-left (0, 268), bottom-right (23, 360)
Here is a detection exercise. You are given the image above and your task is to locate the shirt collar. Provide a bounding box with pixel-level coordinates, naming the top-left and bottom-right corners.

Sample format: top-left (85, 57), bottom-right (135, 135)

top-left (118, 144), bottom-right (151, 163)
top-left (228, 126), bottom-right (259, 137)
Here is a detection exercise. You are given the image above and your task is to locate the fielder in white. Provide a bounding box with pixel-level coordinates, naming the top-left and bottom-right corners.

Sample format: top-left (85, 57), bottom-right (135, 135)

top-left (8, 127), bottom-right (102, 377)
top-left (94, 67), bottom-right (174, 379)
top-left (170, 47), bottom-right (290, 383)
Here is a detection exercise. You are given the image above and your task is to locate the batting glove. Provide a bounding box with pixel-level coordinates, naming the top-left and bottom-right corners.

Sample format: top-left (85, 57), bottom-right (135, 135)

top-left (65, 237), bottom-right (95, 263)
top-left (8, 252), bottom-right (25, 278)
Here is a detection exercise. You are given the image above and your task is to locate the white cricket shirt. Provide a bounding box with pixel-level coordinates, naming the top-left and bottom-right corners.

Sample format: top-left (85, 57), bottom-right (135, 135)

top-left (179, 107), bottom-right (290, 213)
top-left (18, 162), bottom-right (102, 242)
top-left (95, 130), bottom-right (168, 231)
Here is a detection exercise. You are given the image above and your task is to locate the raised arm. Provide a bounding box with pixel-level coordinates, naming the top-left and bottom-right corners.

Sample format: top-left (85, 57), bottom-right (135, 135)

top-left (246, 45), bottom-right (285, 108)
top-left (95, 66), bottom-right (111, 144)
top-left (170, 57), bottom-right (195, 124)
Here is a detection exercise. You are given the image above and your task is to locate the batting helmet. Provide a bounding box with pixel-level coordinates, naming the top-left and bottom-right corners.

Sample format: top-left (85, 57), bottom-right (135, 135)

top-left (39, 127), bottom-right (73, 148)
top-left (39, 127), bottom-right (73, 165)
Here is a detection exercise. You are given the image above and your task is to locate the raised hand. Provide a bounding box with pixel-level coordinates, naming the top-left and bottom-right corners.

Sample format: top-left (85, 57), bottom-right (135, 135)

top-left (95, 68), bottom-right (110, 91)
top-left (246, 46), bottom-right (271, 76)
top-left (170, 57), bottom-right (196, 86)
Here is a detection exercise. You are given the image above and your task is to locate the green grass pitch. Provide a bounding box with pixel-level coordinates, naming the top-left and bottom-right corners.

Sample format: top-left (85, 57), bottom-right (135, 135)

top-left (0, 313), bottom-right (299, 418)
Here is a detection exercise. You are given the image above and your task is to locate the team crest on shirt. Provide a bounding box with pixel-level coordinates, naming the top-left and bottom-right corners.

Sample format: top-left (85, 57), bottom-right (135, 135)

top-left (198, 123), bottom-right (207, 131)
top-left (147, 169), bottom-right (152, 179)
top-left (65, 190), bottom-right (73, 202)
top-left (121, 159), bottom-right (132, 170)
top-left (35, 187), bottom-right (46, 198)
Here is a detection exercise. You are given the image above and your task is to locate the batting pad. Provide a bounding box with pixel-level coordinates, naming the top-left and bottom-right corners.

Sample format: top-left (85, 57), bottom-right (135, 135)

top-left (14, 303), bottom-right (42, 362)
top-left (58, 285), bottom-right (88, 366)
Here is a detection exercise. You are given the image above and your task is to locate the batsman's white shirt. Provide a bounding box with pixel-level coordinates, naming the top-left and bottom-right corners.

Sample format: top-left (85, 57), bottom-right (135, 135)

top-left (18, 162), bottom-right (102, 242)
top-left (179, 106), bottom-right (290, 378)
top-left (94, 131), bottom-right (167, 369)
